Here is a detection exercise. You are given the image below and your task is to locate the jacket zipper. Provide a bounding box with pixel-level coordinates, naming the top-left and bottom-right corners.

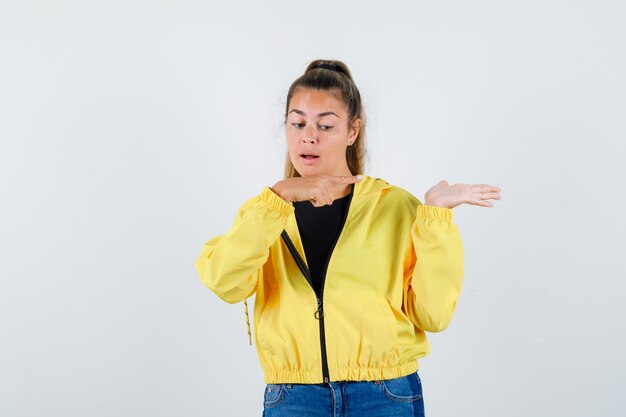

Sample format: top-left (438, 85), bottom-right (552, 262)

top-left (280, 184), bottom-right (354, 384)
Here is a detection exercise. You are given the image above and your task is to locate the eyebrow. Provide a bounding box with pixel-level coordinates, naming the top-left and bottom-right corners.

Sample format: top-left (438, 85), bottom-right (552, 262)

top-left (288, 109), bottom-right (340, 118)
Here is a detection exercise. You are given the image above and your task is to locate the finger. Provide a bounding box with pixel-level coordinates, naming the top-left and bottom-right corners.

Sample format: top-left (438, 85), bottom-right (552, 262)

top-left (328, 175), bottom-right (363, 184)
top-left (308, 192), bottom-right (321, 207)
top-left (470, 199), bottom-right (493, 207)
top-left (470, 191), bottom-right (500, 202)
top-left (474, 184), bottom-right (501, 193)
top-left (479, 192), bottom-right (501, 200)
top-left (322, 187), bottom-right (333, 206)
top-left (311, 191), bottom-right (328, 207)
top-left (311, 196), bottom-right (323, 207)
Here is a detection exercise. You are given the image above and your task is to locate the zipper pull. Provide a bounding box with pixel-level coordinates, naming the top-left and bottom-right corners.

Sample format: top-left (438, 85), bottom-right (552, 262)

top-left (314, 297), bottom-right (324, 320)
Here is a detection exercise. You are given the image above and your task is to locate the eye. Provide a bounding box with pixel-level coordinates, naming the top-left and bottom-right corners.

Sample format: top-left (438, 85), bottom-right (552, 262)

top-left (291, 123), bottom-right (304, 128)
top-left (320, 125), bottom-right (333, 131)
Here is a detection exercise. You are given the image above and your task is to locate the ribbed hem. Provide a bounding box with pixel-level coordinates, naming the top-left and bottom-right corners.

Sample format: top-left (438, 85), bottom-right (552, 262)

top-left (417, 204), bottom-right (453, 222)
top-left (331, 360), bottom-right (419, 382)
top-left (262, 360), bottom-right (419, 384)
top-left (260, 186), bottom-right (294, 217)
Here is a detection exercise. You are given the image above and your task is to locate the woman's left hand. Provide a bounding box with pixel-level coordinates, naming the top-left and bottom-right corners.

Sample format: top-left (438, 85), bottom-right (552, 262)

top-left (424, 180), bottom-right (501, 209)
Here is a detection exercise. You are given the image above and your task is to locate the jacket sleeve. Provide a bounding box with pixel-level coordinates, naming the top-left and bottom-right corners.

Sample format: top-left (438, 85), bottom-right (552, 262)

top-left (194, 186), bottom-right (294, 304)
top-left (403, 203), bottom-right (464, 333)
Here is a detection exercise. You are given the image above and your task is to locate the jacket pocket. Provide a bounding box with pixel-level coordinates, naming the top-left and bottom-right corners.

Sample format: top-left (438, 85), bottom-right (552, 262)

top-left (377, 297), bottom-right (398, 348)
top-left (359, 297), bottom-right (399, 366)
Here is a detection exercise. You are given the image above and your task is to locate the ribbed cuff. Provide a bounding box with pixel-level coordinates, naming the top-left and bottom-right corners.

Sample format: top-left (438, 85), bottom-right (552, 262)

top-left (417, 204), bottom-right (453, 222)
top-left (260, 186), bottom-right (294, 217)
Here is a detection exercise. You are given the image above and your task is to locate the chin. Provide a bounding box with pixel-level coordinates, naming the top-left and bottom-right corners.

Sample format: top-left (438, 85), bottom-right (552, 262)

top-left (293, 164), bottom-right (315, 176)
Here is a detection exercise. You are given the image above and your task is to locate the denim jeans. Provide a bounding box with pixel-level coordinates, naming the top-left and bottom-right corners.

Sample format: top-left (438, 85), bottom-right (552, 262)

top-left (262, 370), bottom-right (424, 417)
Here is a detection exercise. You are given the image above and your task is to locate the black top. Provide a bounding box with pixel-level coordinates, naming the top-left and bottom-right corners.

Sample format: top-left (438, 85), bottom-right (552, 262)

top-left (293, 185), bottom-right (353, 296)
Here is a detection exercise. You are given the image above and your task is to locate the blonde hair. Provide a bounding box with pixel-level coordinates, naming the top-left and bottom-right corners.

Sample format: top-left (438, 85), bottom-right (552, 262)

top-left (283, 59), bottom-right (367, 179)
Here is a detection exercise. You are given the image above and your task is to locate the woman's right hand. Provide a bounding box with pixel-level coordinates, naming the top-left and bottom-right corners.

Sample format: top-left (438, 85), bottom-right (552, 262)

top-left (271, 175), bottom-right (363, 207)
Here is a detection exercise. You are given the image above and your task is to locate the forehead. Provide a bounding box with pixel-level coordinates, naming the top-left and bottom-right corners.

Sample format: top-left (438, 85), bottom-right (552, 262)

top-left (288, 88), bottom-right (345, 115)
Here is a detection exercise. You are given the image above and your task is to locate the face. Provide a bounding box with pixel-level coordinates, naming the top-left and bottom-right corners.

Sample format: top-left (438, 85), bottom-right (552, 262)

top-left (285, 88), bottom-right (361, 177)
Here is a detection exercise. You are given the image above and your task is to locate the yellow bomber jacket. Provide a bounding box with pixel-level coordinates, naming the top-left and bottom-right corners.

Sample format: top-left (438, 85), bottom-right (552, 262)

top-left (194, 175), bottom-right (464, 384)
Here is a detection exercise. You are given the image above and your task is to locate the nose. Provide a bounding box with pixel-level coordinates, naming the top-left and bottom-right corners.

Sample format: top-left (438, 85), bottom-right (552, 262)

top-left (302, 126), bottom-right (317, 143)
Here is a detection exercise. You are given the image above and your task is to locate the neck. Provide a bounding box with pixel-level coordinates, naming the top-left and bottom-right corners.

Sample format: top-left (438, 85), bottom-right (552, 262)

top-left (337, 178), bottom-right (356, 198)
top-left (328, 166), bottom-right (354, 198)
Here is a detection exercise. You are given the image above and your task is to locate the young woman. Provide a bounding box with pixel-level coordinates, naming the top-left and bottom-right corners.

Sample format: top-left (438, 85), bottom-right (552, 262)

top-left (195, 59), bottom-right (501, 416)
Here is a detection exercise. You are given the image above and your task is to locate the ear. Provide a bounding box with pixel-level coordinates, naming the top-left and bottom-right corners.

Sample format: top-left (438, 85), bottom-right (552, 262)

top-left (348, 118), bottom-right (362, 143)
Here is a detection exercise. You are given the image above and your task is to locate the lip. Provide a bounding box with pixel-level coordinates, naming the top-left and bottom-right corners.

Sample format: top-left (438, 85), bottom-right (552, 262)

top-left (300, 154), bottom-right (320, 165)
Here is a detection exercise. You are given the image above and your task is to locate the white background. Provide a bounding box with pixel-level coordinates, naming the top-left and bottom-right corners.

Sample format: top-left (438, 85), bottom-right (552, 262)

top-left (1, 1), bottom-right (625, 416)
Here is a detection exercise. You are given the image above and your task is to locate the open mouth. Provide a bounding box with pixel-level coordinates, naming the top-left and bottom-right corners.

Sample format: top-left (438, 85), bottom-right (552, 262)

top-left (300, 154), bottom-right (319, 160)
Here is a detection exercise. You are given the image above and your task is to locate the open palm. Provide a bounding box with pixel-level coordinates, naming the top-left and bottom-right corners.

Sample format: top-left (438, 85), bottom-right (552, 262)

top-left (425, 180), bottom-right (501, 209)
